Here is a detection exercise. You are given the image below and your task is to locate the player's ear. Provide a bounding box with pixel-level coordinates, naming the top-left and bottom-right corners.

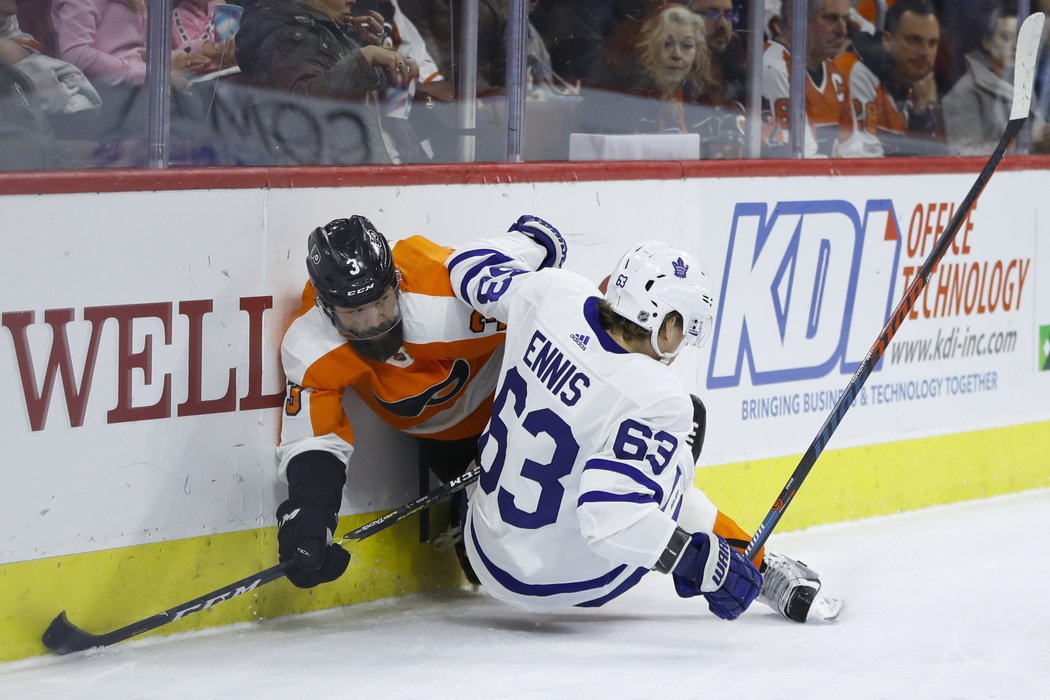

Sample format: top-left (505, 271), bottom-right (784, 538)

top-left (659, 312), bottom-right (683, 338)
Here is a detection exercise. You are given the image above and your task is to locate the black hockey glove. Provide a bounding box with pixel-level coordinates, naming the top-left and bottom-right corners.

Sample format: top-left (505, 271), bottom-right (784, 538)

top-left (670, 531), bottom-right (762, 621)
top-left (277, 451), bottom-right (351, 589)
top-left (686, 394), bottom-right (707, 465)
top-left (508, 214), bottom-right (567, 269)
top-left (277, 500), bottom-right (351, 589)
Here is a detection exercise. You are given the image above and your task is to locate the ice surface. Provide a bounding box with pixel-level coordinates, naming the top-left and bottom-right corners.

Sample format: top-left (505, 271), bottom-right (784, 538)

top-left (3, 489), bottom-right (1048, 699)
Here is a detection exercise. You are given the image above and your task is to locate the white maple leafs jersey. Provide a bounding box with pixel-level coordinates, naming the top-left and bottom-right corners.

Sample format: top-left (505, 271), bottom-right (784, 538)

top-left (447, 236), bottom-right (695, 610)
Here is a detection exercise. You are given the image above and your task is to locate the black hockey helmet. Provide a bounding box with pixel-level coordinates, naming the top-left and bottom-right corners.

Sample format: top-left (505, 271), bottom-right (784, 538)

top-left (307, 216), bottom-right (397, 309)
top-left (307, 217), bottom-right (403, 340)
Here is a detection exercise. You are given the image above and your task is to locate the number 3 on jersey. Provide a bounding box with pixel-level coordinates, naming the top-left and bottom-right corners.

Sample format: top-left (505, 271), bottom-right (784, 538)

top-left (478, 367), bottom-right (579, 529)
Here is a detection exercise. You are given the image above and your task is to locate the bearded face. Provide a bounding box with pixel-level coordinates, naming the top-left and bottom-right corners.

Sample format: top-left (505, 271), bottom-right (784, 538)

top-left (348, 320), bottom-right (406, 362)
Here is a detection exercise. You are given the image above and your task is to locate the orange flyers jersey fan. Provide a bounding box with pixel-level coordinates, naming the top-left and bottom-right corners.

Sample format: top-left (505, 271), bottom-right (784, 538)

top-left (853, 0), bottom-right (894, 26)
top-left (762, 41), bottom-right (852, 157)
top-left (277, 235), bottom-right (506, 475)
top-left (835, 51), bottom-right (906, 157)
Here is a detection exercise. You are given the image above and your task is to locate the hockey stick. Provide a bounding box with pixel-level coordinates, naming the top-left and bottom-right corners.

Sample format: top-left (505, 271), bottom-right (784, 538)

top-left (42, 464), bottom-right (481, 655)
top-left (743, 11), bottom-right (1045, 561)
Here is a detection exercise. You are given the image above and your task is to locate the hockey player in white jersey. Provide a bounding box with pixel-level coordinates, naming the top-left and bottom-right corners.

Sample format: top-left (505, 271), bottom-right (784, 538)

top-left (447, 216), bottom-right (839, 623)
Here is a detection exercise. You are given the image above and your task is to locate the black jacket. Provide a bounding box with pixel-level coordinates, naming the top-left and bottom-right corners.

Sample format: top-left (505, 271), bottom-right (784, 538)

top-left (233, 0), bottom-right (392, 164)
top-left (236, 0), bottom-right (386, 99)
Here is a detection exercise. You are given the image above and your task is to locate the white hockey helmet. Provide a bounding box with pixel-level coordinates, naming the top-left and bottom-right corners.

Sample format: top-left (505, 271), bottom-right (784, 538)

top-left (604, 241), bottom-right (716, 360)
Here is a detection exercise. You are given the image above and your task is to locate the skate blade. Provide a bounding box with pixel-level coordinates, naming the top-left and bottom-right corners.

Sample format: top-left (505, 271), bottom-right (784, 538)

top-left (808, 590), bottom-right (844, 623)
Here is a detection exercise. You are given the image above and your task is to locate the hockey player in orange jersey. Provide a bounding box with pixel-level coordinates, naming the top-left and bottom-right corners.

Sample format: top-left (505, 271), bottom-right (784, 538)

top-left (274, 214), bottom-right (567, 588)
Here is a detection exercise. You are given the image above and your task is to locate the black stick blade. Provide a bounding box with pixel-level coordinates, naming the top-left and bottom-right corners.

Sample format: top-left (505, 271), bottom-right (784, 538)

top-left (42, 611), bottom-right (109, 655)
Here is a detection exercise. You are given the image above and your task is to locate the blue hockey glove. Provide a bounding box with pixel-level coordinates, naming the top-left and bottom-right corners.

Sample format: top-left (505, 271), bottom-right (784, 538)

top-left (277, 500), bottom-right (351, 589)
top-left (672, 532), bottom-right (762, 620)
top-left (508, 214), bottom-right (567, 269)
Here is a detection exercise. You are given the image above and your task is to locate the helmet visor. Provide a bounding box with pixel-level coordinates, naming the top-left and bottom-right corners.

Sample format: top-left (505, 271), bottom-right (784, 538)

top-left (682, 312), bottom-right (713, 349)
top-left (660, 284), bottom-right (715, 352)
top-left (322, 284), bottom-right (403, 340)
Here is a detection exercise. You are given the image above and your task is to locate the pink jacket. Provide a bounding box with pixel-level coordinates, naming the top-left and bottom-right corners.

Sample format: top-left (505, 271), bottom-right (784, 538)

top-left (172, 1), bottom-right (220, 54)
top-left (172, 0), bottom-right (222, 72)
top-left (51, 0), bottom-right (147, 86)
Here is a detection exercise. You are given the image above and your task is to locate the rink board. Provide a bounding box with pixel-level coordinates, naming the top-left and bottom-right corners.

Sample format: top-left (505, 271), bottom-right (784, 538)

top-left (2, 159), bottom-right (1048, 661)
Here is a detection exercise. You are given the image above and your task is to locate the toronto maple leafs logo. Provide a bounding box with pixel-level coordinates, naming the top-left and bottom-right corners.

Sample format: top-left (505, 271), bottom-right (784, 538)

top-left (672, 257), bottom-right (689, 278)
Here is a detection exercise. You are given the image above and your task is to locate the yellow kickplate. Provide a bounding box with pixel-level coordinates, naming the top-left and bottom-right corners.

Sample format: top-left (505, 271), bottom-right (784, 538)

top-left (696, 420), bottom-right (1050, 533)
top-left (0, 505), bottom-right (462, 663)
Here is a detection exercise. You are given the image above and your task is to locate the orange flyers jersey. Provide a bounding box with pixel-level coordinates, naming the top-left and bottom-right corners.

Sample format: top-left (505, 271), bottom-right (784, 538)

top-left (762, 41), bottom-right (851, 157)
top-left (835, 51), bottom-right (906, 157)
top-left (277, 235), bottom-right (506, 474)
top-left (853, 0), bottom-right (894, 26)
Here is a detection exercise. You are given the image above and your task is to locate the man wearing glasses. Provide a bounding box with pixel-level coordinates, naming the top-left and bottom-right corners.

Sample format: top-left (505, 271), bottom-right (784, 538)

top-left (689, 0), bottom-right (747, 102)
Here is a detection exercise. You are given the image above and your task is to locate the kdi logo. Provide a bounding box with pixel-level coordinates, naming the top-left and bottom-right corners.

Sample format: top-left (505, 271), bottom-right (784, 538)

top-left (707, 200), bottom-right (902, 388)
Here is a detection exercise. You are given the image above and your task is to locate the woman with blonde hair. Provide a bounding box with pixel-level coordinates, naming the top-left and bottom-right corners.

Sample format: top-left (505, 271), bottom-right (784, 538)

top-left (573, 4), bottom-right (731, 144)
top-left (627, 4), bottom-right (717, 106)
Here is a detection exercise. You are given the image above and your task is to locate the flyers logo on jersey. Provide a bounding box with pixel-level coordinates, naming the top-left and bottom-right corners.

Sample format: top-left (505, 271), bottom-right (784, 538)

top-left (374, 358), bottom-right (471, 417)
top-left (708, 200), bottom-right (901, 388)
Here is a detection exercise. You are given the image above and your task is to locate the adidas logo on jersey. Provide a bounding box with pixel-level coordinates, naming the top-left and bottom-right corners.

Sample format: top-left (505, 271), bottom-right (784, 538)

top-left (569, 333), bottom-right (590, 351)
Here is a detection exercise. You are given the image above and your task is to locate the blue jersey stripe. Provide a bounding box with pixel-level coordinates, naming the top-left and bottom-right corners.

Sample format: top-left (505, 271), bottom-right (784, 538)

top-left (577, 491), bottom-right (656, 507)
top-left (575, 566), bottom-right (650, 608)
top-left (446, 247), bottom-right (503, 271)
top-left (470, 519), bottom-right (628, 597)
top-left (583, 297), bottom-right (628, 354)
top-left (583, 458), bottom-right (664, 504)
top-left (670, 493), bottom-right (683, 520)
top-left (453, 250), bottom-right (513, 304)
top-left (666, 468), bottom-right (682, 509)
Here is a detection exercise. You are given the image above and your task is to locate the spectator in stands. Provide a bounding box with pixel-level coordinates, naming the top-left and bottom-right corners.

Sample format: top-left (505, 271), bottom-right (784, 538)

top-left (428, 0), bottom-right (506, 97)
top-left (49, 0), bottom-right (214, 163)
top-left (352, 1), bottom-right (446, 87)
top-left (349, 1), bottom-right (454, 162)
top-left (172, 0), bottom-right (238, 75)
top-left (51, 0), bottom-right (210, 87)
top-left (688, 0), bottom-right (747, 102)
top-left (836, 0), bottom-right (946, 157)
top-left (235, 0), bottom-right (420, 164)
top-left (0, 56), bottom-right (78, 169)
top-left (529, 0), bottom-right (653, 88)
top-left (389, 0), bottom-right (446, 71)
top-left (1, 0), bottom-right (100, 117)
top-left (942, 3), bottom-right (1016, 155)
top-left (853, 0), bottom-right (896, 28)
top-left (582, 4), bottom-right (718, 132)
top-left (762, 0), bottom-right (853, 157)
top-left (522, 0), bottom-right (575, 98)
top-left (763, 0), bottom-right (780, 39)
top-left (420, 1), bottom-right (573, 160)
top-left (570, 3), bottom-right (746, 157)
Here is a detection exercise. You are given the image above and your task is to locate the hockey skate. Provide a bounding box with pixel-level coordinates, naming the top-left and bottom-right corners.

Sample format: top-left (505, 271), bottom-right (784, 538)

top-left (432, 523), bottom-right (481, 586)
top-left (758, 552), bottom-right (843, 623)
top-left (432, 492), bottom-right (481, 586)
